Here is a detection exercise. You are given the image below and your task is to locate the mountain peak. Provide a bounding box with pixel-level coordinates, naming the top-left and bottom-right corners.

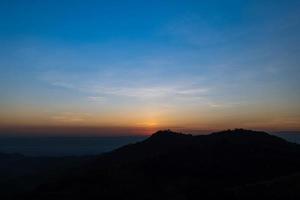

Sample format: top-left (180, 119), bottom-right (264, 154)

top-left (150, 129), bottom-right (192, 139)
top-left (150, 129), bottom-right (188, 137)
top-left (210, 128), bottom-right (268, 136)
top-left (209, 128), bottom-right (287, 145)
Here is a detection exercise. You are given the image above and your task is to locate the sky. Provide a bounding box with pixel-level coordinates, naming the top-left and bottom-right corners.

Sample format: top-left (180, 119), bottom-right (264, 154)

top-left (0, 0), bottom-right (300, 135)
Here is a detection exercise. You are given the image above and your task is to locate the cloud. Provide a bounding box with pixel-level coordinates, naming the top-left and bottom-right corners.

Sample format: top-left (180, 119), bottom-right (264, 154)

top-left (208, 102), bottom-right (242, 109)
top-left (51, 112), bottom-right (92, 124)
top-left (40, 69), bottom-right (211, 101)
top-left (87, 96), bottom-right (106, 102)
top-left (90, 85), bottom-right (209, 99)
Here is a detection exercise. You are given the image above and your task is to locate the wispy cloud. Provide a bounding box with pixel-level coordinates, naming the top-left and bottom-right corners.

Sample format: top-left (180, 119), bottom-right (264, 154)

top-left (51, 112), bottom-right (92, 124)
top-left (39, 69), bottom-right (211, 101)
top-left (87, 96), bottom-right (106, 102)
top-left (89, 85), bottom-right (210, 99)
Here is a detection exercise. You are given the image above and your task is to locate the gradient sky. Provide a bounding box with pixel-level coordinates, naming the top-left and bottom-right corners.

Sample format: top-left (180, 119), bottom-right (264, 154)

top-left (0, 0), bottom-right (300, 135)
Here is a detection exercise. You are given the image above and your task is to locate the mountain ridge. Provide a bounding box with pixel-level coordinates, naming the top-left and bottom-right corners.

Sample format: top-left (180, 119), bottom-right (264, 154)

top-left (16, 129), bottom-right (300, 200)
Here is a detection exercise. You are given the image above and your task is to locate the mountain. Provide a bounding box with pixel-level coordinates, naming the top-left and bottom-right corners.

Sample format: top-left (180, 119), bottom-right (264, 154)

top-left (17, 129), bottom-right (300, 200)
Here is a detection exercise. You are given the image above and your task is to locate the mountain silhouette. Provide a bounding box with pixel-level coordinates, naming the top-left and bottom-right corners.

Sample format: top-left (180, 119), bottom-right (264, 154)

top-left (16, 129), bottom-right (300, 200)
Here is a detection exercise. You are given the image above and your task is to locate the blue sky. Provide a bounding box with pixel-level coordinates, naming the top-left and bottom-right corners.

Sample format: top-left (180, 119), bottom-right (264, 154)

top-left (0, 0), bottom-right (300, 133)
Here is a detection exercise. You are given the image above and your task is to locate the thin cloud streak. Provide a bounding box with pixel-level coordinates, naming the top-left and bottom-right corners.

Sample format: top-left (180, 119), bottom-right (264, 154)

top-left (40, 70), bottom-right (211, 100)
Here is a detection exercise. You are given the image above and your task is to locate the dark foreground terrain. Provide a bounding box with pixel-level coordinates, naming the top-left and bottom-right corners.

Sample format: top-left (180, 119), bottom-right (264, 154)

top-left (2, 129), bottom-right (300, 200)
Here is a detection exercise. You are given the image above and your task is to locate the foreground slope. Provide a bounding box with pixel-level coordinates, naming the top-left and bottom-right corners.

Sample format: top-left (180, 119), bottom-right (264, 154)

top-left (21, 129), bottom-right (300, 200)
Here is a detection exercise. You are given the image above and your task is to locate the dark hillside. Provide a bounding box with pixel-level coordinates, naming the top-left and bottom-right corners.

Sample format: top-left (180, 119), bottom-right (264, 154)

top-left (19, 129), bottom-right (300, 200)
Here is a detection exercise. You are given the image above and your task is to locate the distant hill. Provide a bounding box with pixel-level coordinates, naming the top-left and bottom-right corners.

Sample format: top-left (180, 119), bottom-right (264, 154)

top-left (274, 132), bottom-right (300, 144)
top-left (16, 129), bottom-right (300, 200)
top-left (0, 136), bottom-right (146, 156)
